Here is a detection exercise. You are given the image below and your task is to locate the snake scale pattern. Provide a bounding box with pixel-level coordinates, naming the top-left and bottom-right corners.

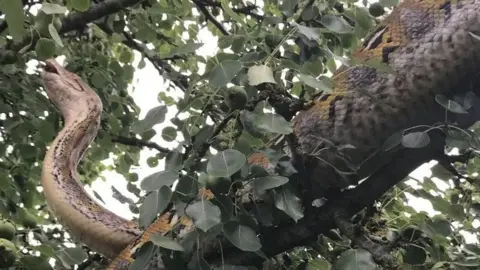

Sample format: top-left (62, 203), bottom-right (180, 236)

top-left (40, 0), bottom-right (480, 269)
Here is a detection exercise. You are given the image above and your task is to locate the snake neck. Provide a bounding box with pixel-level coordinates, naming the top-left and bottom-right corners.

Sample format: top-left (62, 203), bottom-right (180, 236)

top-left (41, 104), bottom-right (141, 259)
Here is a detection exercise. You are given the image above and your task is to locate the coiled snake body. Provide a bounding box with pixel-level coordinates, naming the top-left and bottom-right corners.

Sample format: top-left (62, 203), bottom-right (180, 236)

top-left (40, 0), bottom-right (480, 268)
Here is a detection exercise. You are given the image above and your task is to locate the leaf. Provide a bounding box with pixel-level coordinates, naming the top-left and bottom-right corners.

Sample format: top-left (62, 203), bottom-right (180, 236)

top-left (165, 150), bottom-right (183, 171)
top-left (382, 130), bottom-right (403, 151)
top-left (161, 126), bottom-right (177, 142)
top-left (140, 170), bottom-right (178, 191)
top-left (129, 242), bottom-right (156, 270)
top-left (185, 200), bottom-right (222, 232)
top-left (56, 247), bottom-right (88, 265)
top-left (132, 105), bottom-right (168, 133)
top-left (404, 244), bottom-right (427, 265)
top-left (220, 0), bottom-right (247, 27)
top-left (206, 149), bottom-right (246, 177)
top-left (298, 73), bottom-right (332, 92)
top-left (35, 38), bottom-right (56, 60)
top-left (401, 132), bottom-right (430, 148)
top-left (209, 60), bottom-right (243, 88)
top-left (274, 185), bottom-right (304, 222)
top-left (251, 112), bottom-right (293, 135)
top-left (334, 249), bottom-right (376, 270)
top-left (379, 0), bottom-right (399, 7)
top-left (138, 187), bottom-right (172, 228)
top-left (435, 94), bottom-right (468, 114)
top-left (168, 42), bottom-right (204, 58)
top-left (150, 234), bottom-right (185, 251)
top-left (292, 22), bottom-right (322, 40)
top-left (307, 258), bottom-right (332, 270)
top-left (0, 0), bottom-right (26, 41)
top-left (175, 175), bottom-right (198, 202)
top-left (320, 15), bottom-right (354, 34)
top-left (252, 176), bottom-right (289, 191)
top-left (247, 64), bottom-right (276, 86)
top-left (48, 24), bottom-right (63, 47)
top-left (40, 3), bottom-right (67, 14)
top-left (71, 0), bottom-right (90, 12)
top-left (213, 265), bottom-right (249, 270)
top-left (223, 221), bottom-right (262, 252)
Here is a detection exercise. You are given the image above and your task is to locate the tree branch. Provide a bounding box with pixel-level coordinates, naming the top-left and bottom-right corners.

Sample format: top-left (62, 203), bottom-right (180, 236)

top-left (194, 0), bottom-right (264, 21)
top-left (334, 210), bottom-right (398, 269)
top-left (111, 136), bottom-right (170, 153)
top-left (193, 0), bottom-right (230, 35)
top-left (202, 131), bottom-right (448, 266)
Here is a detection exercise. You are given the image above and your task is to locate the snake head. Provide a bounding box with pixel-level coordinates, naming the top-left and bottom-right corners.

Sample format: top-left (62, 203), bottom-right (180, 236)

top-left (41, 59), bottom-right (102, 120)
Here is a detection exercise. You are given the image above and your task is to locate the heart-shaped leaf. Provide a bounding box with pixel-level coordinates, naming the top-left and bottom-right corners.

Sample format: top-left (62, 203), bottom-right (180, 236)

top-left (207, 149), bottom-right (246, 177)
top-left (185, 200), bottom-right (222, 232)
top-left (223, 221), bottom-right (262, 252)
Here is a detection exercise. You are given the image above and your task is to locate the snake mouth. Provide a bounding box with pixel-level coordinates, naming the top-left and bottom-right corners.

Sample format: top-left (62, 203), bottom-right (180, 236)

top-left (44, 61), bottom-right (59, 74)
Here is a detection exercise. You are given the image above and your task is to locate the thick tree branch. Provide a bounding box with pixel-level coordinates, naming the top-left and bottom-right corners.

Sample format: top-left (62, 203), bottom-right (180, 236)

top-left (111, 136), bottom-right (170, 153)
top-left (203, 131), bottom-right (448, 266)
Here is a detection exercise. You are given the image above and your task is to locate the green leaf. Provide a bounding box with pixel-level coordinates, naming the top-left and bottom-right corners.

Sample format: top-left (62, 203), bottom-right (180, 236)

top-left (251, 112), bottom-right (293, 135)
top-left (35, 38), bottom-right (56, 60)
top-left (71, 0), bottom-right (90, 12)
top-left (132, 105), bottom-right (168, 133)
top-left (321, 15), bottom-right (354, 34)
top-left (150, 234), bottom-right (185, 251)
top-left (274, 185), bottom-right (304, 222)
top-left (223, 221), bottom-right (262, 252)
top-left (161, 126), bottom-right (177, 142)
top-left (140, 170), bottom-right (178, 191)
top-left (206, 149), bottom-right (246, 177)
top-left (334, 249), bottom-right (376, 270)
top-left (252, 176), bottom-right (289, 191)
top-left (90, 73), bottom-right (108, 88)
top-left (56, 247), bottom-right (88, 265)
top-left (404, 244), bottom-right (427, 265)
top-left (213, 265), bottom-right (249, 270)
top-left (165, 150), bottom-right (183, 171)
top-left (209, 60), bottom-right (243, 88)
top-left (175, 175), bottom-right (198, 202)
top-left (168, 42), bottom-right (204, 58)
top-left (48, 24), bottom-right (63, 47)
top-left (40, 3), bottom-right (67, 14)
top-left (379, 0), bottom-right (399, 8)
top-left (435, 94), bottom-right (468, 114)
top-left (129, 242), bottom-right (156, 270)
top-left (307, 258), bottom-right (332, 270)
top-left (298, 74), bottom-right (332, 92)
top-left (138, 187), bottom-right (172, 228)
top-left (185, 200), bottom-right (222, 232)
top-left (292, 22), bottom-right (322, 40)
top-left (0, 0), bottom-right (26, 41)
top-left (220, 0), bottom-right (247, 27)
top-left (402, 132), bottom-right (430, 148)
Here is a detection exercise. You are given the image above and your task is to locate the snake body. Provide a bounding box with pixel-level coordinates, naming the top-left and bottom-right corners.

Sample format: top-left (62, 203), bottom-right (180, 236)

top-left (40, 0), bottom-right (480, 268)
top-left (41, 60), bottom-right (141, 260)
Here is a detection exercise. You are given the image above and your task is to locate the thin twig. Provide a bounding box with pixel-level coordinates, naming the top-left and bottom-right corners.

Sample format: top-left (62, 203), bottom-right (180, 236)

top-left (112, 135), bottom-right (170, 153)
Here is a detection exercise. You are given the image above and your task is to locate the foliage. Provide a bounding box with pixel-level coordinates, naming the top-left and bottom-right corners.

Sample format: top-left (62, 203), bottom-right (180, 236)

top-left (0, 0), bottom-right (480, 270)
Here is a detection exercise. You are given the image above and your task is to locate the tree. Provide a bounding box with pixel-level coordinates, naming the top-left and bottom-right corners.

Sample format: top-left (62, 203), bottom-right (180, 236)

top-left (1, 0), bottom-right (480, 269)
